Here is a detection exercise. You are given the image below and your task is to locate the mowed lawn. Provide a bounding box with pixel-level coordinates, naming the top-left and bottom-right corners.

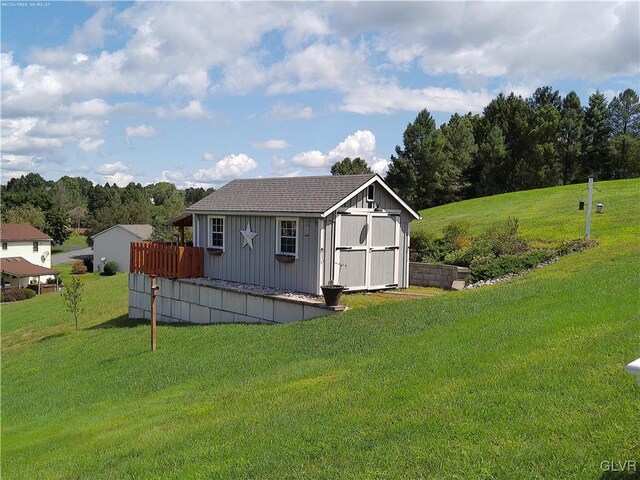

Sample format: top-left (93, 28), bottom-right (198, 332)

top-left (2, 179), bottom-right (639, 479)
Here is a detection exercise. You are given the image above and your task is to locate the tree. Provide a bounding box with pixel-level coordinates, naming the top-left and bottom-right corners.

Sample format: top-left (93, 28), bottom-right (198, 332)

top-left (386, 109), bottom-right (437, 209)
top-left (4, 205), bottom-right (46, 229)
top-left (526, 103), bottom-right (562, 188)
top-left (43, 207), bottom-right (71, 246)
top-left (558, 91), bottom-right (584, 184)
top-left (528, 86), bottom-right (562, 111)
top-left (581, 91), bottom-right (613, 179)
top-left (184, 187), bottom-right (215, 206)
top-left (330, 157), bottom-right (373, 175)
top-left (476, 126), bottom-right (508, 196)
top-left (609, 88), bottom-right (640, 136)
top-left (62, 277), bottom-right (84, 331)
top-left (441, 113), bottom-right (477, 201)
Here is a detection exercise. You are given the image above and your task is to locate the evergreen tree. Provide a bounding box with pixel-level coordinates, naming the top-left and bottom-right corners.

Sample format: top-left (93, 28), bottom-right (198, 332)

top-left (558, 91), bottom-right (584, 184)
top-left (581, 91), bottom-right (613, 179)
top-left (609, 88), bottom-right (640, 136)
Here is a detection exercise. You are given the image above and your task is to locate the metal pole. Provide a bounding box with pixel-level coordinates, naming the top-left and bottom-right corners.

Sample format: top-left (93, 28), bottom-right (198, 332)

top-left (585, 176), bottom-right (594, 240)
top-left (150, 275), bottom-right (157, 352)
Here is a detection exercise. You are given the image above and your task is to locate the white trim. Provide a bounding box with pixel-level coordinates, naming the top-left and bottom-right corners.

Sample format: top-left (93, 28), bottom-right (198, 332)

top-left (317, 219), bottom-right (325, 293)
top-left (275, 217), bottom-right (299, 259)
top-left (338, 207), bottom-right (402, 215)
top-left (207, 215), bottom-right (225, 251)
top-left (90, 224), bottom-right (152, 241)
top-left (192, 213), bottom-right (198, 247)
top-left (186, 210), bottom-right (320, 218)
top-left (322, 174), bottom-right (421, 220)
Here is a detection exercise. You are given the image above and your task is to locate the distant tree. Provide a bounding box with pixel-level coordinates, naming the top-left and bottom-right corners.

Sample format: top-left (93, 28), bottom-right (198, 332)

top-left (42, 207), bottom-right (71, 246)
top-left (528, 86), bottom-right (562, 111)
top-left (146, 182), bottom-right (178, 206)
top-left (609, 88), bottom-right (640, 136)
top-left (610, 134), bottom-right (640, 179)
top-left (558, 91), bottom-right (584, 184)
top-left (476, 126), bottom-right (508, 196)
top-left (526, 103), bottom-right (562, 188)
top-left (184, 187), bottom-right (214, 206)
top-left (441, 113), bottom-right (477, 201)
top-left (330, 157), bottom-right (373, 175)
top-left (62, 277), bottom-right (84, 331)
top-left (581, 91), bottom-right (613, 179)
top-left (4, 205), bottom-right (46, 229)
top-left (6, 172), bottom-right (53, 192)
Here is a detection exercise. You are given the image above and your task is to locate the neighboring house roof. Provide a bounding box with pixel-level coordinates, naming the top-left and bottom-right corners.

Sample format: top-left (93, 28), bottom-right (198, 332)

top-left (91, 224), bottom-right (153, 240)
top-left (186, 174), bottom-right (421, 219)
top-left (0, 224), bottom-right (52, 242)
top-left (0, 257), bottom-right (59, 277)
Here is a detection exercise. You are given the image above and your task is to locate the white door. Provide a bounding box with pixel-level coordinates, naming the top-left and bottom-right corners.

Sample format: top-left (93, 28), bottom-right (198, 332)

top-left (335, 212), bottom-right (399, 291)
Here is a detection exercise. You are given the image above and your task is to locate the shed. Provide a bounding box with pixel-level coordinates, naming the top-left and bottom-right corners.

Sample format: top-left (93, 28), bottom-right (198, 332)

top-left (187, 174), bottom-right (420, 295)
top-left (92, 224), bottom-right (153, 273)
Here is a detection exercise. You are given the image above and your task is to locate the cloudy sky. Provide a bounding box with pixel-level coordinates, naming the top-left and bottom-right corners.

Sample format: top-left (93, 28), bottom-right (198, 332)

top-left (1, 1), bottom-right (638, 187)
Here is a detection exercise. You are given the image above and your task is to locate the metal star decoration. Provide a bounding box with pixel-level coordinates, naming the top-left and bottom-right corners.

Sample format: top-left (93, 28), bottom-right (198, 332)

top-left (240, 221), bottom-right (258, 249)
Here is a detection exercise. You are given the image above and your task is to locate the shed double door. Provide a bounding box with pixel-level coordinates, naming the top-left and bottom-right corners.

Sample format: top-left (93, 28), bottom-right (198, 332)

top-left (335, 212), bottom-right (399, 291)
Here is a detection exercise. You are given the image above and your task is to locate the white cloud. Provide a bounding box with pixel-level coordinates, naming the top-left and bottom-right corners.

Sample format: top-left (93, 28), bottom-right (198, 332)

top-left (370, 158), bottom-right (390, 176)
top-left (78, 137), bottom-right (105, 152)
top-left (126, 124), bottom-right (158, 138)
top-left (263, 102), bottom-right (314, 121)
top-left (156, 100), bottom-right (210, 120)
top-left (202, 152), bottom-right (215, 162)
top-left (103, 171), bottom-right (134, 187)
top-left (271, 156), bottom-right (288, 170)
top-left (95, 161), bottom-right (129, 175)
top-left (291, 130), bottom-right (381, 171)
top-left (192, 153), bottom-right (258, 182)
top-left (252, 139), bottom-right (290, 150)
top-left (342, 83), bottom-right (493, 115)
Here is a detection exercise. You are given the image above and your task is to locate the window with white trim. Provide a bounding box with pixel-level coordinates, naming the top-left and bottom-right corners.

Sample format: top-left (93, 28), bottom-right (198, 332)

top-left (208, 216), bottom-right (225, 250)
top-left (277, 218), bottom-right (298, 256)
top-left (367, 184), bottom-right (375, 202)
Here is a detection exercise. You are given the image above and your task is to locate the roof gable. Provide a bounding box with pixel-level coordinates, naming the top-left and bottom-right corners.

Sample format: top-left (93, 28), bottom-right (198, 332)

top-left (92, 224), bottom-right (153, 240)
top-left (0, 224), bottom-right (52, 242)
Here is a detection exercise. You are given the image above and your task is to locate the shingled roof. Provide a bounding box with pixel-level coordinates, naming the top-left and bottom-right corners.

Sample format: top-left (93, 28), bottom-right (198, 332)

top-left (0, 224), bottom-right (52, 242)
top-left (187, 174), bottom-right (377, 214)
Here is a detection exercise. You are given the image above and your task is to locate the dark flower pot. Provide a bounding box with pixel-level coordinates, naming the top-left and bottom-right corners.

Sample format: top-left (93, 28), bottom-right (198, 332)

top-left (321, 285), bottom-right (344, 307)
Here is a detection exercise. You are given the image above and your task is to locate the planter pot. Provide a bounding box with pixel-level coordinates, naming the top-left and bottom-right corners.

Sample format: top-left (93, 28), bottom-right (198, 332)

top-left (207, 248), bottom-right (223, 256)
top-left (321, 285), bottom-right (344, 307)
top-left (275, 254), bottom-right (296, 264)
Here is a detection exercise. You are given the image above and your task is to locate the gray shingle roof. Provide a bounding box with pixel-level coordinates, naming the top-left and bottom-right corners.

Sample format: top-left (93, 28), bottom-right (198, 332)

top-left (119, 224), bottom-right (153, 239)
top-left (187, 174), bottom-right (376, 214)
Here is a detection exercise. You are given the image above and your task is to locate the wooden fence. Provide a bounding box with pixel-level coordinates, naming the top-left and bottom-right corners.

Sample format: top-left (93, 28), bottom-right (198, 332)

top-left (130, 242), bottom-right (204, 279)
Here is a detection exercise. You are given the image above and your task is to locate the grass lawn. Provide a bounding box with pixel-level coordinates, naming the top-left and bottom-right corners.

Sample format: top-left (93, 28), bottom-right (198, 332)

top-left (52, 232), bottom-right (89, 254)
top-left (2, 179), bottom-right (639, 479)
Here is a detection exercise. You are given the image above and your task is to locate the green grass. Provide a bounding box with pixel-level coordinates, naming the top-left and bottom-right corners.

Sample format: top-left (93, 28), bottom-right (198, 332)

top-left (52, 233), bottom-right (89, 253)
top-left (2, 179), bottom-right (639, 479)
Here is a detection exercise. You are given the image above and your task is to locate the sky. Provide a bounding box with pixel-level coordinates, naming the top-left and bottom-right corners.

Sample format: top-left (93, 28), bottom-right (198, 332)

top-left (1, 1), bottom-right (638, 188)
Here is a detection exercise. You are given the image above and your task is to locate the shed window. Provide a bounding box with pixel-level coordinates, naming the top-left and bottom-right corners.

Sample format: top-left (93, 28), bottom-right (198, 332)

top-left (277, 218), bottom-right (298, 256)
top-left (1, 242), bottom-right (7, 250)
top-left (33, 242), bottom-right (39, 252)
top-left (209, 216), bottom-right (224, 250)
top-left (367, 184), bottom-right (375, 202)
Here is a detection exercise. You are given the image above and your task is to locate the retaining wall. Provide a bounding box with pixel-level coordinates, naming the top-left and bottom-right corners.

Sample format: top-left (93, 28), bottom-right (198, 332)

top-left (128, 273), bottom-right (344, 324)
top-left (409, 263), bottom-right (469, 290)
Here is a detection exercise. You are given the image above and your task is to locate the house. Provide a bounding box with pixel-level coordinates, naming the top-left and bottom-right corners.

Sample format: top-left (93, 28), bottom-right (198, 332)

top-left (0, 223), bottom-right (59, 289)
top-left (186, 174), bottom-right (420, 295)
top-left (92, 224), bottom-right (153, 273)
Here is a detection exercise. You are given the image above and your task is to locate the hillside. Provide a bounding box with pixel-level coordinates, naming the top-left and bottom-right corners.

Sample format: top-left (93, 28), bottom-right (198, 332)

top-left (2, 179), bottom-right (639, 479)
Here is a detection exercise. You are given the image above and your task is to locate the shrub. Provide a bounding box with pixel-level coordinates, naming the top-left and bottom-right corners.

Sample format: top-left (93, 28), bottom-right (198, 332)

top-left (71, 260), bottom-right (88, 275)
top-left (478, 217), bottom-right (528, 256)
top-left (83, 257), bottom-right (93, 273)
top-left (441, 221), bottom-right (472, 251)
top-left (21, 288), bottom-right (36, 299)
top-left (555, 239), bottom-right (597, 256)
top-left (410, 230), bottom-right (448, 263)
top-left (103, 261), bottom-right (119, 276)
top-left (1, 288), bottom-right (26, 302)
top-left (468, 249), bottom-right (556, 282)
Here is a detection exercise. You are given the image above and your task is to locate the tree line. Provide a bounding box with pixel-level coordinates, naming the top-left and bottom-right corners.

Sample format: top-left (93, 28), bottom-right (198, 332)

top-left (0, 173), bottom-right (213, 245)
top-left (381, 87), bottom-right (640, 210)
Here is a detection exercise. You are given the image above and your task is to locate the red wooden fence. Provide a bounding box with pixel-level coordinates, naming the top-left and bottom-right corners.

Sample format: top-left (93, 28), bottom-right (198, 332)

top-left (130, 242), bottom-right (204, 279)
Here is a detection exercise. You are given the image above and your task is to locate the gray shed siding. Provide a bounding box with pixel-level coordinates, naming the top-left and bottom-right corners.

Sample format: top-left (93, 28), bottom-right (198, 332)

top-left (195, 214), bottom-right (321, 294)
top-left (321, 184), bottom-right (411, 289)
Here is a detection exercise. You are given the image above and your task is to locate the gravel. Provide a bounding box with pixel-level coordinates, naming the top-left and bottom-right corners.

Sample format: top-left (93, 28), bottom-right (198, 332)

top-left (187, 277), bottom-right (323, 302)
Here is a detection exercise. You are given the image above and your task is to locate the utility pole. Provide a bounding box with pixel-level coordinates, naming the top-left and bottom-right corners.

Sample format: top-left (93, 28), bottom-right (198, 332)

top-left (585, 176), bottom-right (594, 240)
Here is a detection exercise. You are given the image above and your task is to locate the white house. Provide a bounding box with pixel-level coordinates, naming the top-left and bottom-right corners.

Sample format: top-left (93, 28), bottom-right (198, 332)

top-left (0, 224), bottom-right (59, 288)
top-left (92, 224), bottom-right (153, 273)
